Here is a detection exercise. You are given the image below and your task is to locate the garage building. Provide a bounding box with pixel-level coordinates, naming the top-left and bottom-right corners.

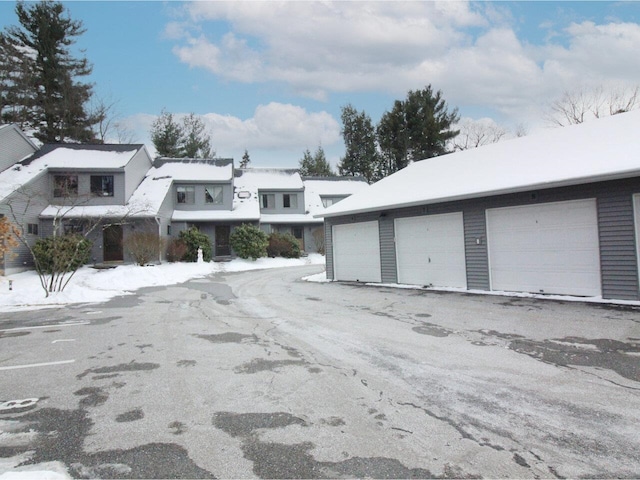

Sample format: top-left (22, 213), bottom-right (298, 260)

top-left (318, 110), bottom-right (640, 301)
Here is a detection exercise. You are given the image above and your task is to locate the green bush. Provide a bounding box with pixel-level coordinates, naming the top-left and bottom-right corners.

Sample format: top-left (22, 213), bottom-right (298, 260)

top-left (32, 234), bottom-right (92, 274)
top-left (178, 227), bottom-right (212, 262)
top-left (267, 232), bottom-right (301, 258)
top-left (229, 224), bottom-right (268, 260)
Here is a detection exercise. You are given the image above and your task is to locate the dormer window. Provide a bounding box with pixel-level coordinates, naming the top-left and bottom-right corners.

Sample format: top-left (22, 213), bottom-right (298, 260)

top-left (90, 175), bottom-right (114, 197)
top-left (261, 194), bottom-right (275, 209)
top-left (53, 175), bottom-right (78, 197)
top-left (205, 185), bottom-right (223, 204)
top-left (283, 194), bottom-right (297, 208)
top-left (177, 186), bottom-right (195, 204)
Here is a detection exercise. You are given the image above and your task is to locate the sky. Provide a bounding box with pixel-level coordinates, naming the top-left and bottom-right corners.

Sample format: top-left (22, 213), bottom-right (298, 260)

top-left (1, 1), bottom-right (639, 169)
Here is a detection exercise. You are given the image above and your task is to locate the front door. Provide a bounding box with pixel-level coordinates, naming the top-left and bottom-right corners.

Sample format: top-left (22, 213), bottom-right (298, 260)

top-left (103, 225), bottom-right (123, 262)
top-left (292, 226), bottom-right (304, 251)
top-left (215, 225), bottom-right (231, 257)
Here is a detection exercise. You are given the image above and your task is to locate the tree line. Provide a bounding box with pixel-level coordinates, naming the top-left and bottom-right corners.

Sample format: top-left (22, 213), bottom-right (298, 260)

top-left (2, 1), bottom-right (639, 182)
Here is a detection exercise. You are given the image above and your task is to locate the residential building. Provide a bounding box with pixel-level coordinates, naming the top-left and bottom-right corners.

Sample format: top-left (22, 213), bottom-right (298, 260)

top-left (0, 143), bottom-right (157, 273)
top-left (0, 134), bottom-right (368, 273)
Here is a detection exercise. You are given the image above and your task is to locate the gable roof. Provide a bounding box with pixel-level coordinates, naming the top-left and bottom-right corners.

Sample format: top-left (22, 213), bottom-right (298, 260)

top-left (319, 110), bottom-right (640, 218)
top-left (24, 143), bottom-right (144, 169)
top-left (0, 123), bottom-right (38, 151)
top-left (0, 143), bottom-right (145, 202)
top-left (303, 177), bottom-right (369, 217)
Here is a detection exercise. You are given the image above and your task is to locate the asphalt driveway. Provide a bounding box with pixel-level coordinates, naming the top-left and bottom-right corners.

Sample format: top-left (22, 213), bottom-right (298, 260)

top-left (0, 265), bottom-right (639, 478)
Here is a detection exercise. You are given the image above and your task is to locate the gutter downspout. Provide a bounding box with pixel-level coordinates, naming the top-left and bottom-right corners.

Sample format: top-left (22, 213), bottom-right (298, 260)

top-left (155, 217), bottom-right (162, 264)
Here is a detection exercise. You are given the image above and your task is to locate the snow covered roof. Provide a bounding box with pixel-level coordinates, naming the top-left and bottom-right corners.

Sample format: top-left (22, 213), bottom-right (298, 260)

top-left (154, 158), bottom-right (234, 182)
top-left (260, 213), bottom-right (322, 225)
top-left (28, 144), bottom-right (143, 170)
top-left (0, 144), bottom-right (144, 202)
top-left (235, 168), bottom-right (303, 190)
top-left (303, 177), bottom-right (370, 217)
top-left (319, 110), bottom-right (640, 218)
top-left (39, 203), bottom-right (155, 219)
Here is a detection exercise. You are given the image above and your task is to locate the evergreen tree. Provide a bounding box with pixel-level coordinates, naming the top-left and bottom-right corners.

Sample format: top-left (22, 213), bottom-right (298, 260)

top-left (0, 1), bottom-right (98, 143)
top-left (150, 110), bottom-right (183, 157)
top-left (377, 85), bottom-right (459, 174)
top-left (338, 104), bottom-right (379, 183)
top-left (150, 110), bottom-right (215, 158)
top-left (299, 146), bottom-right (334, 177)
top-left (240, 149), bottom-right (251, 168)
top-left (182, 112), bottom-right (213, 158)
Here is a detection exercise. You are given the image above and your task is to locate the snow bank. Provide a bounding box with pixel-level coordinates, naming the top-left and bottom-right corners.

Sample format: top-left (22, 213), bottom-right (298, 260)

top-left (0, 255), bottom-right (325, 312)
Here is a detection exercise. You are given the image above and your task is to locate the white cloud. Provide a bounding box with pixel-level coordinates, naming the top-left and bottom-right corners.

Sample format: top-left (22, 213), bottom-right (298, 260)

top-left (167, 1), bottom-right (640, 129)
top-left (120, 103), bottom-right (341, 166)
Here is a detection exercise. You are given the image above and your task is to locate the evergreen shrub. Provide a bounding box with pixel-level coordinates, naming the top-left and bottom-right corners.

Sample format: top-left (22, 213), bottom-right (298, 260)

top-left (32, 234), bottom-right (92, 274)
top-left (178, 227), bottom-right (212, 262)
top-left (229, 224), bottom-right (268, 260)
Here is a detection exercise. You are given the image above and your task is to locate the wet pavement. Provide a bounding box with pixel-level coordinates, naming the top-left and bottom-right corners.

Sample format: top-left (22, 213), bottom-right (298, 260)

top-left (0, 265), bottom-right (639, 478)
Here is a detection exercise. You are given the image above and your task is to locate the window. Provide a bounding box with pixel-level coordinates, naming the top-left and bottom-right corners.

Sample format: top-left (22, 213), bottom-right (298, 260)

top-left (53, 175), bottom-right (78, 197)
top-left (261, 194), bottom-right (275, 209)
top-left (176, 186), bottom-right (195, 204)
top-left (283, 194), bottom-right (297, 209)
top-left (322, 197), bottom-right (335, 208)
top-left (292, 227), bottom-right (303, 239)
top-left (90, 175), bottom-right (114, 197)
top-left (205, 185), bottom-right (223, 204)
top-left (27, 223), bottom-right (38, 235)
top-left (167, 225), bottom-right (172, 236)
top-left (64, 223), bottom-right (83, 234)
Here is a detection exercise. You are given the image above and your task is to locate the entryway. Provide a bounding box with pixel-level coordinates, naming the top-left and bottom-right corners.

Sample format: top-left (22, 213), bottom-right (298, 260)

top-left (215, 225), bottom-right (231, 257)
top-left (103, 224), bottom-right (123, 262)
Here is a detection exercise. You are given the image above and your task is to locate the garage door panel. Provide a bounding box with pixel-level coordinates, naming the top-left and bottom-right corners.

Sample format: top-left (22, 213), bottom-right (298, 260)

top-left (395, 213), bottom-right (466, 288)
top-left (487, 199), bottom-right (601, 297)
top-left (333, 222), bottom-right (381, 283)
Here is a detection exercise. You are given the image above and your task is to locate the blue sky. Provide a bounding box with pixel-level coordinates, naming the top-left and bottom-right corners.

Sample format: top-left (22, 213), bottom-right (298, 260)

top-left (1, 1), bottom-right (639, 168)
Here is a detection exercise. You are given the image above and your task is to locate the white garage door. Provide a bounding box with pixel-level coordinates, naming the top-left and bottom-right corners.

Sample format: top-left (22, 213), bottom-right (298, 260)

top-left (333, 221), bottom-right (381, 282)
top-left (487, 199), bottom-right (601, 296)
top-left (395, 213), bottom-right (467, 288)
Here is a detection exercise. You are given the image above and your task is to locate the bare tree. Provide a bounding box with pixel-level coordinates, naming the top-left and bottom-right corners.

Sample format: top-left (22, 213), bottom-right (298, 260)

top-left (91, 96), bottom-right (137, 144)
top-left (452, 118), bottom-right (508, 151)
top-left (546, 84), bottom-right (640, 127)
top-left (7, 184), bottom-right (151, 297)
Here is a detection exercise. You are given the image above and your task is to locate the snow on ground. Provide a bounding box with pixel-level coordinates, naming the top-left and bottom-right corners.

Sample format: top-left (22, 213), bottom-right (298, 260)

top-left (0, 254), bottom-right (325, 313)
top-left (304, 272), bottom-right (640, 306)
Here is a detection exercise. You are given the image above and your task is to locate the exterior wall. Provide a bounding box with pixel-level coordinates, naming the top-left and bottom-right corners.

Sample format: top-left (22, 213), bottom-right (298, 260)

top-left (48, 170), bottom-right (127, 205)
top-left (124, 148), bottom-right (153, 200)
top-left (305, 225), bottom-right (325, 254)
top-left (172, 182), bottom-right (234, 211)
top-left (1, 173), bottom-right (49, 274)
top-left (0, 125), bottom-right (37, 173)
top-left (326, 177), bottom-right (640, 301)
top-left (259, 190), bottom-right (305, 214)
